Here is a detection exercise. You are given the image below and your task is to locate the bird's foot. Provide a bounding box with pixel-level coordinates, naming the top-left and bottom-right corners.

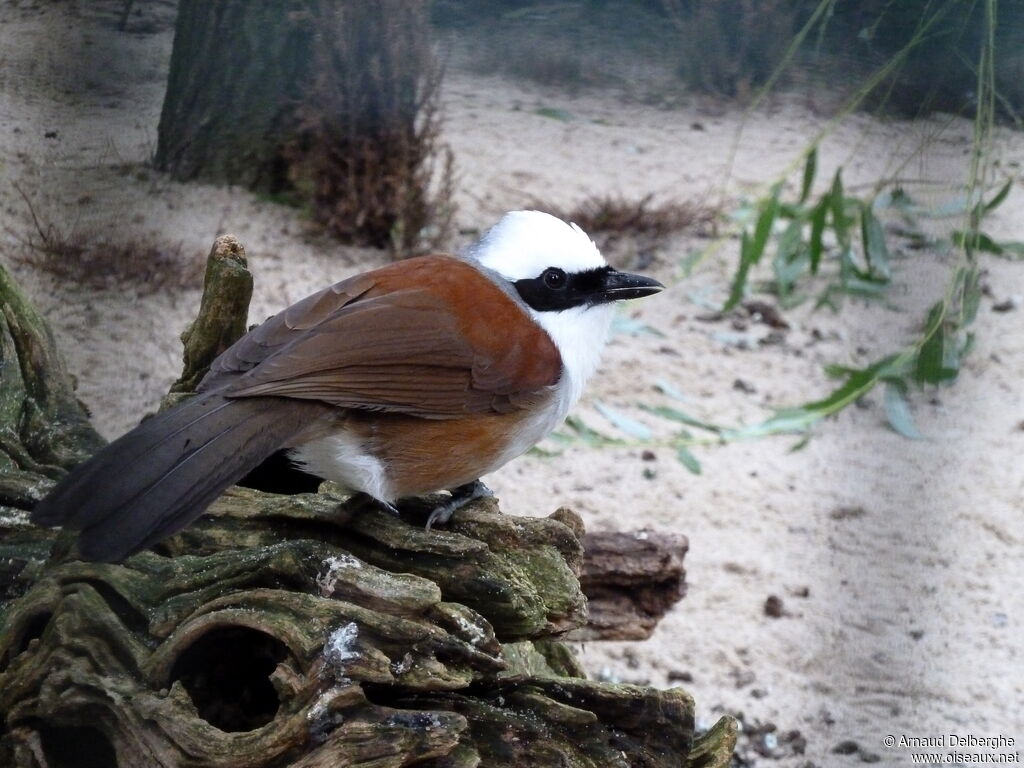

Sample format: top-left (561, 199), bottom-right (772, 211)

top-left (426, 480), bottom-right (494, 531)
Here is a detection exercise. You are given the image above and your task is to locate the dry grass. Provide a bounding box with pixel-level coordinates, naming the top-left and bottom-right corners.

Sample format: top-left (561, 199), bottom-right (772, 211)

top-left (8, 184), bottom-right (203, 294)
top-left (283, 1), bottom-right (455, 255)
top-left (538, 194), bottom-right (718, 266)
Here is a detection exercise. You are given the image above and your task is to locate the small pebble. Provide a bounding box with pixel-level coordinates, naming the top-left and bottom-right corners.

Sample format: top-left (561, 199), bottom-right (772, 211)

top-left (733, 378), bottom-right (756, 394)
top-left (764, 595), bottom-right (785, 618)
top-left (832, 739), bottom-right (860, 755)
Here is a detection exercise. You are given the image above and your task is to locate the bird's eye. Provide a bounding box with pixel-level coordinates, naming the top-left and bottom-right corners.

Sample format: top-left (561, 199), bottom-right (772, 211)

top-left (542, 268), bottom-right (567, 289)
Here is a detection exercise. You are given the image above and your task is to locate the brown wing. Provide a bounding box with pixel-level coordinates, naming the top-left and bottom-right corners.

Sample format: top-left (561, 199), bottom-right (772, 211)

top-left (202, 255), bottom-right (562, 418)
top-left (199, 271), bottom-right (378, 390)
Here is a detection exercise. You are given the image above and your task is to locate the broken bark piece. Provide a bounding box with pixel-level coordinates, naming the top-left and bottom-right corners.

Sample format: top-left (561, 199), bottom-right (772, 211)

top-left (166, 234), bottom-right (253, 398)
top-left (572, 528), bottom-right (688, 641)
top-left (688, 716), bottom-right (741, 768)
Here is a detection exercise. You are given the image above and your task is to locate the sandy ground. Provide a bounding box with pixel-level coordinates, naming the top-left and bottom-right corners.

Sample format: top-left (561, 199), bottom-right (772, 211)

top-left (2, 3), bottom-right (1023, 766)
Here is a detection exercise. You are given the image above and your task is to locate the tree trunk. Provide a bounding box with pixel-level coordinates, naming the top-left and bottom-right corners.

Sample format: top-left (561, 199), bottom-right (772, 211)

top-left (155, 1), bottom-right (452, 251)
top-left (155, 0), bottom-right (318, 190)
top-left (0, 245), bottom-right (736, 767)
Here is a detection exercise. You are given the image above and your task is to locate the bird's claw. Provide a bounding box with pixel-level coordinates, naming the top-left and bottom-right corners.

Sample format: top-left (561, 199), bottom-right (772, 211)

top-left (425, 480), bottom-right (493, 531)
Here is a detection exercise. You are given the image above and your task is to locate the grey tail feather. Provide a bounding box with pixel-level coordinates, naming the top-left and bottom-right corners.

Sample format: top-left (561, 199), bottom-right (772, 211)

top-left (31, 393), bottom-right (328, 562)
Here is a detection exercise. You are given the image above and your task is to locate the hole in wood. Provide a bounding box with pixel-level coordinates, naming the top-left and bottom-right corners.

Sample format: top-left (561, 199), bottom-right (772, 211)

top-left (169, 626), bottom-right (289, 732)
top-left (0, 611), bottom-right (52, 670)
top-left (38, 725), bottom-right (118, 768)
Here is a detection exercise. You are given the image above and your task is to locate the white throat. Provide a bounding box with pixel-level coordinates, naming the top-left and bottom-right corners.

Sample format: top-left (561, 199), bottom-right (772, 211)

top-left (531, 303), bottom-right (615, 410)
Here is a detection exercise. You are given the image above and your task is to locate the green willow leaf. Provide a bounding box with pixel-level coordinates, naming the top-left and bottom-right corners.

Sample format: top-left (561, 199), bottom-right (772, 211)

top-left (860, 203), bottom-right (891, 279)
top-left (724, 230), bottom-right (754, 310)
top-left (980, 178), bottom-right (1012, 216)
top-left (639, 404), bottom-right (722, 433)
top-left (809, 197), bottom-right (828, 275)
top-left (675, 445), bottom-right (702, 474)
top-left (962, 267), bottom-right (981, 325)
top-left (729, 355), bottom-right (901, 438)
top-left (799, 147), bottom-right (818, 204)
top-left (883, 382), bottom-right (924, 439)
top-left (564, 415), bottom-right (613, 445)
top-left (750, 188), bottom-right (781, 264)
top-left (999, 241), bottom-right (1024, 258)
top-left (914, 302), bottom-right (956, 384)
top-left (595, 402), bottom-right (652, 440)
top-left (953, 229), bottom-right (1002, 254)
top-left (829, 169), bottom-right (849, 247)
top-left (654, 380), bottom-right (687, 401)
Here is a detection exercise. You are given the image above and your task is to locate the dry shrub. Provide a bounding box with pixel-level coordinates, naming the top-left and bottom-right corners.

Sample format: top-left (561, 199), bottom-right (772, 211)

top-left (541, 194), bottom-right (717, 264)
top-left (661, 0), bottom-right (797, 101)
top-left (9, 185), bottom-right (203, 295)
top-left (283, 1), bottom-right (455, 255)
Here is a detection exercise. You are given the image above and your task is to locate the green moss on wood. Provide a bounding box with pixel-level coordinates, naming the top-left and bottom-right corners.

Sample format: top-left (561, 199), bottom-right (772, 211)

top-left (167, 234), bottom-right (253, 397)
top-left (0, 262), bottom-right (103, 476)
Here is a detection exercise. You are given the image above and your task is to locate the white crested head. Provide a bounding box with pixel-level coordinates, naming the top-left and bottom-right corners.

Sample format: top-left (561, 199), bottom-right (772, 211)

top-left (466, 210), bottom-right (661, 435)
top-left (469, 211), bottom-right (614, 412)
top-left (471, 210), bottom-right (606, 281)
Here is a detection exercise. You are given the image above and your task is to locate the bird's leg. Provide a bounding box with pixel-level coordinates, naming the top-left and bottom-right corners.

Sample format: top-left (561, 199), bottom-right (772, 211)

top-left (353, 492), bottom-right (401, 517)
top-left (426, 480), bottom-right (494, 531)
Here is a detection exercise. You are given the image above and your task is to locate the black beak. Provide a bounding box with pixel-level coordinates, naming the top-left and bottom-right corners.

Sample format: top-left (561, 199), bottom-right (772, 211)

top-left (593, 269), bottom-right (664, 304)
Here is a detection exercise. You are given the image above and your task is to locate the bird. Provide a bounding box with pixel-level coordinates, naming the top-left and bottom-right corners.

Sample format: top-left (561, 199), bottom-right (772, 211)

top-left (32, 211), bottom-right (663, 562)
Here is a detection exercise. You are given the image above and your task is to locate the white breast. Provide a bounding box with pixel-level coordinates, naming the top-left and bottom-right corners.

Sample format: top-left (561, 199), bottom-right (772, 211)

top-left (485, 302), bottom-right (615, 472)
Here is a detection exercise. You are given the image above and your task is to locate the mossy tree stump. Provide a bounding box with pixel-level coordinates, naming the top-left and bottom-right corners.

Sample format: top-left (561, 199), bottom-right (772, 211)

top-left (0, 240), bottom-right (736, 767)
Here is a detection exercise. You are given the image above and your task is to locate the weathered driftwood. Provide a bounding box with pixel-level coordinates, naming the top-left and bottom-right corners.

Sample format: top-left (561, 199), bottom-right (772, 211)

top-left (0, 249), bottom-right (735, 767)
top-left (163, 234), bottom-right (253, 408)
top-left (1, 491), bottom-right (732, 768)
top-left (0, 264), bottom-right (104, 507)
top-left (574, 529), bottom-right (688, 642)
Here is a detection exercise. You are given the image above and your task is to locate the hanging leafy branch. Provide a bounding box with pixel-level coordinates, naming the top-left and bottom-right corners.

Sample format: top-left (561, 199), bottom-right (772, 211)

top-left (541, 165), bottom-right (1012, 474)
top-left (541, 0), bottom-right (1014, 475)
top-left (724, 150), bottom-right (898, 313)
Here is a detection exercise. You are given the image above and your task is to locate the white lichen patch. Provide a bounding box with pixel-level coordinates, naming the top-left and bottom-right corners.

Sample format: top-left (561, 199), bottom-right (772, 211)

top-left (323, 621), bottom-right (360, 675)
top-left (0, 509), bottom-right (32, 528)
top-left (455, 614), bottom-right (488, 646)
top-left (315, 553), bottom-right (363, 596)
top-left (390, 652), bottom-right (413, 675)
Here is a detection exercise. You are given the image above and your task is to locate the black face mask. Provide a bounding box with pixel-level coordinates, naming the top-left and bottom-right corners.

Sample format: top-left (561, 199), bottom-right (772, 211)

top-left (514, 266), bottom-right (664, 312)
